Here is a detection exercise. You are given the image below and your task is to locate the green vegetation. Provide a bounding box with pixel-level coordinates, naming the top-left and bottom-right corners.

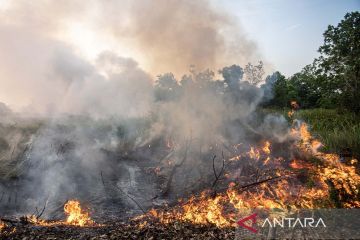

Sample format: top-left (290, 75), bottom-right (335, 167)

top-left (263, 12), bottom-right (360, 113)
top-left (262, 107), bottom-right (360, 158)
top-left (261, 12), bottom-right (360, 159)
top-left (295, 109), bottom-right (360, 158)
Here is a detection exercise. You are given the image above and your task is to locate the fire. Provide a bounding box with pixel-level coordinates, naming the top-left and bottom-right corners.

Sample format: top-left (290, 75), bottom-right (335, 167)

top-left (262, 141), bottom-right (271, 155)
top-left (248, 147), bottom-right (260, 160)
top-left (290, 159), bottom-right (303, 169)
top-left (291, 121), bottom-right (360, 205)
top-left (0, 221), bottom-right (5, 232)
top-left (24, 200), bottom-right (96, 227)
top-left (141, 119), bottom-right (359, 228)
top-left (311, 139), bottom-right (322, 152)
top-left (64, 200), bottom-right (94, 226)
top-left (288, 100), bottom-right (300, 118)
top-left (229, 155), bottom-right (241, 161)
top-left (228, 141), bottom-right (271, 162)
top-left (299, 122), bottom-right (311, 144)
top-left (263, 156), bottom-right (270, 165)
top-left (289, 159), bottom-right (312, 169)
top-left (146, 179), bottom-right (303, 228)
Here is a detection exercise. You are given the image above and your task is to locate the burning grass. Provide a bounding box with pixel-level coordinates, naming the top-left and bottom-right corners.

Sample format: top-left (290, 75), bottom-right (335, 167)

top-left (295, 108), bottom-right (360, 158)
top-left (137, 120), bottom-right (360, 228)
top-left (1, 109), bottom-right (359, 239)
top-left (23, 200), bottom-right (98, 228)
top-left (64, 200), bottom-right (95, 226)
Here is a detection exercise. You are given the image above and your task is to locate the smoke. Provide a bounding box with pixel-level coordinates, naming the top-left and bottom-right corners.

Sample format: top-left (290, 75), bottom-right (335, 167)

top-left (0, 0), bottom-right (261, 111)
top-left (109, 0), bottom-right (260, 76)
top-left (0, 0), bottom-right (290, 218)
top-left (0, 24), bottom-right (153, 117)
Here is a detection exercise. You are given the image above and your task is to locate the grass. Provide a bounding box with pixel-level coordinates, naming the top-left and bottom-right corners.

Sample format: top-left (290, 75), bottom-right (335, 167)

top-left (294, 108), bottom-right (360, 159)
top-left (261, 107), bottom-right (360, 159)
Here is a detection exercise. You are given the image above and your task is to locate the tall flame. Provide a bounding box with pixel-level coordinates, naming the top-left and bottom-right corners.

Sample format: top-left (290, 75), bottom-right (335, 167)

top-left (64, 200), bottom-right (94, 226)
top-left (262, 141), bottom-right (271, 155)
top-left (22, 200), bottom-right (97, 227)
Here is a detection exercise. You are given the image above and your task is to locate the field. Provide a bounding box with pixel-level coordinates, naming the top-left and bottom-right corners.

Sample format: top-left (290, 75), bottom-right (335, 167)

top-left (264, 108), bottom-right (360, 159)
top-left (295, 109), bottom-right (360, 159)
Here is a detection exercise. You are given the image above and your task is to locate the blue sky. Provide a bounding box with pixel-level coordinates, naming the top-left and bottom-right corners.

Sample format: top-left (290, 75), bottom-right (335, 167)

top-left (219, 0), bottom-right (359, 76)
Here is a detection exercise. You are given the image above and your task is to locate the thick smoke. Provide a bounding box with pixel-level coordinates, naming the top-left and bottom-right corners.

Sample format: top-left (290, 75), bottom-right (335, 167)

top-left (0, 0), bottom-right (288, 218)
top-left (109, 0), bottom-right (260, 76)
top-left (0, 0), bottom-right (260, 111)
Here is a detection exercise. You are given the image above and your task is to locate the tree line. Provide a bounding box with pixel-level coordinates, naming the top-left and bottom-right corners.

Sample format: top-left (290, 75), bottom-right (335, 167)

top-left (154, 12), bottom-right (359, 113)
top-left (264, 12), bottom-right (360, 112)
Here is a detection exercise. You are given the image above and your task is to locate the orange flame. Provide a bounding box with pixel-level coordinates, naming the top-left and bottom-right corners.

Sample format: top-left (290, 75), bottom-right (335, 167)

top-left (64, 200), bottom-right (94, 226)
top-left (21, 200), bottom-right (97, 228)
top-left (141, 120), bottom-right (359, 228)
top-left (229, 155), bottom-right (241, 161)
top-left (248, 147), bottom-right (260, 160)
top-left (288, 110), bottom-right (295, 118)
top-left (288, 101), bottom-right (299, 118)
top-left (0, 221), bottom-right (5, 232)
top-left (262, 141), bottom-right (271, 155)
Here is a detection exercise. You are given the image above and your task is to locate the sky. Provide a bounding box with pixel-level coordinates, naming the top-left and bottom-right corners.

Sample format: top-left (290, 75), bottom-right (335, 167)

top-left (0, 0), bottom-right (358, 78)
top-left (0, 0), bottom-right (358, 111)
top-left (219, 0), bottom-right (360, 76)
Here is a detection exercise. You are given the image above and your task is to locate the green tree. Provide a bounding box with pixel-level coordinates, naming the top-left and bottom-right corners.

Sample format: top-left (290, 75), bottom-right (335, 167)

top-left (286, 64), bottom-right (323, 108)
top-left (269, 72), bottom-right (288, 107)
top-left (317, 11), bottom-right (360, 112)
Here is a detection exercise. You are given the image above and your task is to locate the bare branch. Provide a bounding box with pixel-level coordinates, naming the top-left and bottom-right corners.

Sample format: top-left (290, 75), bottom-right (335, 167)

top-left (113, 184), bottom-right (146, 215)
top-left (211, 151), bottom-right (226, 189)
top-left (100, 170), bottom-right (146, 214)
top-left (161, 139), bottom-right (191, 197)
top-left (212, 155), bottom-right (218, 179)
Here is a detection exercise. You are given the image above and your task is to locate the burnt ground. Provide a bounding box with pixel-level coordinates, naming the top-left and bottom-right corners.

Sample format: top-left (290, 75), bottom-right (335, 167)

top-left (0, 221), bottom-right (236, 240)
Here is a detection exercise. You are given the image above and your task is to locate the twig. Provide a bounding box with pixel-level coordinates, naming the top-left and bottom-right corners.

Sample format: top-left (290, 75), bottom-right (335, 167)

top-left (36, 199), bottom-right (47, 219)
top-left (113, 184), bottom-right (146, 214)
top-left (161, 139), bottom-right (191, 197)
top-left (100, 171), bottom-right (105, 187)
top-left (100, 171), bottom-right (146, 214)
top-left (237, 175), bottom-right (282, 191)
top-left (212, 155), bottom-right (218, 179)
top-left (212, 151), bottom-right (226, 188)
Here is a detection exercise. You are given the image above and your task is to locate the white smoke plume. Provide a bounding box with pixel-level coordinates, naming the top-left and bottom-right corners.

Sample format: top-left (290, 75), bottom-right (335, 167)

top-left (0, 0), bottom-right (261, 112)
top-left (0, 0), bottom-right (288, 218)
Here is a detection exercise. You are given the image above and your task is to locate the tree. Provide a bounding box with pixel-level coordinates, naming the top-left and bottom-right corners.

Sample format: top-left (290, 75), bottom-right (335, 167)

top-left (317, 11), bottom-right (360, 112)
top-left (268, 72), bottom-right (288, 107)
top-left (219, 64), bottom-right (243, 90)
top-left (244, 61), bottom-right (265, 85)
top-left (261, 71), bottom-right (283, 103)
top-left (154, 73), bottom-right (181, 101)
top-left (286, 64), bottom-right (324, 108)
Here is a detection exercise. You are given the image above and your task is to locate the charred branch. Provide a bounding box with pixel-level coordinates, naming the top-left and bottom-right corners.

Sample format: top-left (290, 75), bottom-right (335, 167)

top-left (113, 184), bottom-right (146, 215)
top-left (161, 139), bottom-right (191, 197)
top-left (211, 151), bottom-right (225, 189)
top-left (100, 171), bottom-right (146, 214)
